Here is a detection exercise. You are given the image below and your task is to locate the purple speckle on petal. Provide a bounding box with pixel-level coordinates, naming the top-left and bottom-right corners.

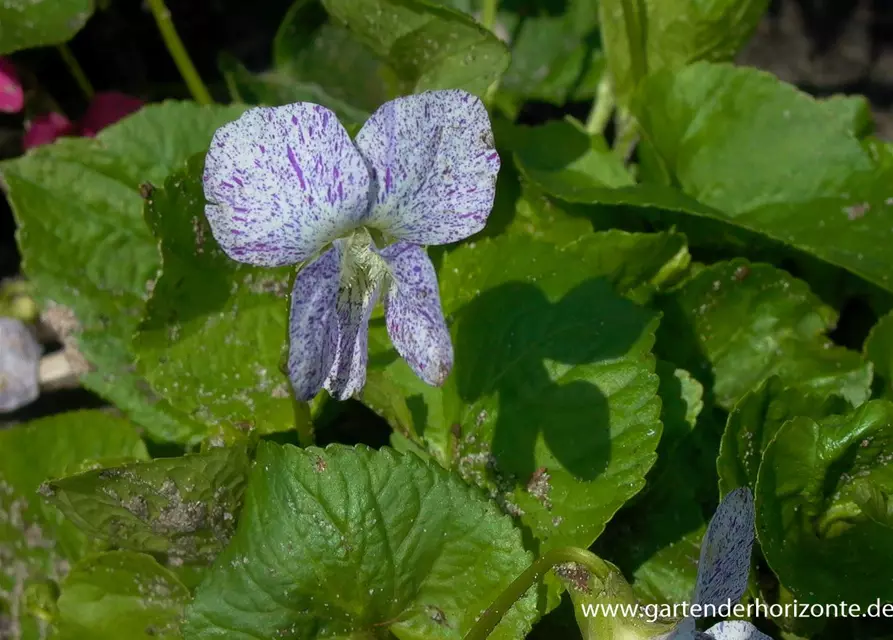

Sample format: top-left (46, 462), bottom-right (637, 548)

top-left (286, 144), bottom-right (307, 190)
top-left (202, 103), bottom-right (372, 268)
top-left (353, 89), bottom-right (499, 245)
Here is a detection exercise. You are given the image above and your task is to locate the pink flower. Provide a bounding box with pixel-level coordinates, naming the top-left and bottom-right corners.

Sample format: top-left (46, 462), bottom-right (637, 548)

top-left (79, 91), bottom-right (144, 137)
top-left (0, 58), bottom-right (24, 114)
top-left (22, 112), bottom-right (74, 149)
top-left (23, 91), bottom-right (144, 150)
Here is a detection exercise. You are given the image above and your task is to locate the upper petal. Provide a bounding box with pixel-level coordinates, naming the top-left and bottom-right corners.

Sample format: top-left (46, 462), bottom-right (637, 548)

top-left (694, 488), bottom-right (756, 608)
top-left (0, 58), bottom-right (24, 114)
top-left (287, 245), bottom-right (341, 401)
top-left (0, 318), bottom-right (41, 412)
top-left (204, 104), bottom-right (371, 267)
top-left (354, 90), bottom-right (500, 246)
top-left (379, 242), bottom-right (452, 386)
top-left (705, 621), bottom-right (772, 640)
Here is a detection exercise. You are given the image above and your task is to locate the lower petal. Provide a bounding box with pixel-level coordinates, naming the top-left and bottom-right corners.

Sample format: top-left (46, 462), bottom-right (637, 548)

top-left (324, 240), bottom-right (383, 400)
top-left (0, 318), bottom-right (41, 412)
top-left (287, 246), bottom-right (341, 401)
top-left (695, 487), bottom-right (755, 608)
top-left (705, 621), bottom-right (772, 640)
top-left (379, 242), bottom-right (452, 386)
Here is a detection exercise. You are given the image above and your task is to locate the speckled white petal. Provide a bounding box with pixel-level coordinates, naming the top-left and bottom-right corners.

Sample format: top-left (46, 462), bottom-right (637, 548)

top-left (0, 318), bottom-right (41, 412)
top-left (354, 90), bottom-right (500, 246)
top-left (379, 242), bottom-right (452, 386)
top-left (204, 104), bottom-right (371, 267)
top-left (322, 240), bottom-right (383, 400)
top-left (705, 621), bottom-right (772, 640)
top-left (287, 246), bottom-right (341, 401)
top-left (695, 488), bottom-right (756, 608)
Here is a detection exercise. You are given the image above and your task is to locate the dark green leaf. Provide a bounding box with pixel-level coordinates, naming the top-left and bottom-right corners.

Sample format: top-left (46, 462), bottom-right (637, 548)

top-left (633, 63), bottom-right (893, 293)
top-left (0, 411), bottom-right (148, 637)
top-left (0, 0), bottom-right (92, 54)
top-left (594, 363), bottom-right (711, 605)
top-left (717, 377), bottom-right (852, 496)
top-left (219, 54), bottom-right (372, 124)
top-left (821, 94), bottom-right (874, 139)
top-left (273, 0), bottom-right (392, 116)
top-left (504, 118), bottom-right (634, 194)
top-left (320, 0), bottom-right (509, 96)
top-left (221, 0), bottom-right (390, 123)
top-left (134, 156), bottom-right (312, 437)
top-left (184, 443), bottom-right (538, 639)
top-left (364, 226), bottom-right (690, 606)
top-left (496, 0), bottom-right (604, 108)
top-left (55, 551), bottom-right (189, 640)
top-left (523, 64), bottom-right (893, 295)
top-left (598, 0), bottom-right (769, 104)
top-left (756, 400), bottom-right (893, 605)
top-left (865, 311), bottom-right (893, 399)
top-left (656, 259), bottom-right (872, 410)
top-left (1, 102), bottom-right (248, 443)
top-left (41, 446), bottom-right (250, 563)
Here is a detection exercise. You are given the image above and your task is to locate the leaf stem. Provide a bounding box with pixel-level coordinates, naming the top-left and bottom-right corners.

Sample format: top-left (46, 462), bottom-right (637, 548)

top-left (620, 0), bottom-right (647, 87)
top-left (56, 44), bottom-right (94, 101)
top-left (292, 395), bottom-right (315, 448)
top-left (612, 107), bottom-right (639, 162)
top-left (585, 75), bottom-right (615, 135)
top-left (463, 547), bottom-right (612, 640)
top-left (145, 0), bottom-right (213, 105)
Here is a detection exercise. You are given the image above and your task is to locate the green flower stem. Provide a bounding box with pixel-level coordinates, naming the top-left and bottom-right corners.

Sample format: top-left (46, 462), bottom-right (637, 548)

top-left (463, 547), bottom-right (612, 640)
top-left (612, 107), bottom-right (639, 162)
top-left (480, 0), bottom-right (501, 107)
top-left (145, 0), bottom-right (213, 105)
top-left (480, 0), bottom-right (499, 32)
top-left (292, 395), bottom-right (315, 448)
top-left (56, 44), bottom-right (93, 100)
top-left (585, 75), bottom-right (615, 135)
top-left (620, 0), bottom-right (647, 87)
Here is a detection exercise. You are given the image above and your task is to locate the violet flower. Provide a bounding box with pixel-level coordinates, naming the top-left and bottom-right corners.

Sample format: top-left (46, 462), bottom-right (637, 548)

top-left (0, 317), bottom-right (41, 412)
top-left (660, 488), bottom-right (771, 640)
top-left (0, 58), bottom-right (23, 113)
top-left (203, 90), bottom-right (499, 400)
top-left (23, 91), bottom-right (144, 150)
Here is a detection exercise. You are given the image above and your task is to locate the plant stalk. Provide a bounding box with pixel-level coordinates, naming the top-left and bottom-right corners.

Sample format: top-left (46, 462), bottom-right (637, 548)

top-left (145, 0), bottom-right (213, 105)
top-left (292, 395), bottom-right (315, 448)
top-left (585, 75), bottom-right (615, 135)
top-left (463, 547), bottom-right (612, 640)
top-left (480, 0), bottom-right (499, 31)
top-left (56, 44), bottom-right (94, 100)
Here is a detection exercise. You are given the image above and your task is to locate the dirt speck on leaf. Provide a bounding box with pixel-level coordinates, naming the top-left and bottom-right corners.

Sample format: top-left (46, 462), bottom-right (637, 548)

top-left (844, 202), bottom-right (870, 220)
top-left (554, 562), bottom-right (591, 594)
top-left (526, 467), bottom-right (552, 510)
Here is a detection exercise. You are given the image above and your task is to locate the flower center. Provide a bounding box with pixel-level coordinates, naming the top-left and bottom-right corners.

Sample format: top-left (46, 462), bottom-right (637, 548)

top-left (337, 228), bottom-right (391, 311)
